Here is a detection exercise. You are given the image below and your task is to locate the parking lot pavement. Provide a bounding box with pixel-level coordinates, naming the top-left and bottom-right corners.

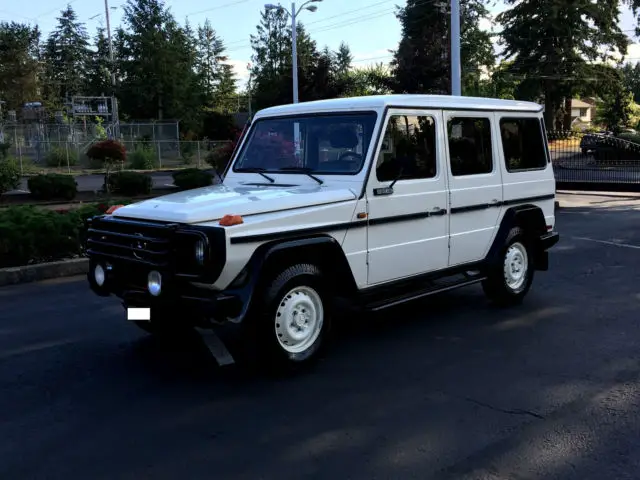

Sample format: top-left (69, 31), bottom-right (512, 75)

top-left (1, 197), bottom-right (640, 479)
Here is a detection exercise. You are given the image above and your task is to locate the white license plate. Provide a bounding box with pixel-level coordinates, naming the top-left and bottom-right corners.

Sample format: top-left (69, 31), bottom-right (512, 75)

top-left (127, 308), bottom-right (151, 321)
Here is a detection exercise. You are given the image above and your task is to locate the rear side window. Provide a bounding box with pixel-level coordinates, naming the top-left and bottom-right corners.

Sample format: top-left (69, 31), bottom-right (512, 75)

top-left (499, 118), bottom-right (547, 171)
top-left (447, 117), bottom-right (493, 176)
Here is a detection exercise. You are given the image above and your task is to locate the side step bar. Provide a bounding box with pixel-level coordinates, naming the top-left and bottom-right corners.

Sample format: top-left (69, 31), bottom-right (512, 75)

top-left (365, 276), bottom-right (487, 312)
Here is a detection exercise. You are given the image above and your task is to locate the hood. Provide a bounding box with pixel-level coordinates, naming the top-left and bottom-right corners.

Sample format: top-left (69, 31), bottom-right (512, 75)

top-left (112, 183), bottom-right (357, 224)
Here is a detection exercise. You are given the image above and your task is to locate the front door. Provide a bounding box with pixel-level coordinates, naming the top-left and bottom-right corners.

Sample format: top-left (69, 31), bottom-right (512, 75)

top-left (365, 109), bottom-right (450, 285)
top-left (444, 112), bottom-right (503, 266)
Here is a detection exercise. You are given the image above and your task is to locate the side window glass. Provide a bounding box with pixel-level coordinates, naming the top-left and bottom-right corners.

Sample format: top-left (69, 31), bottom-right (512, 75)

top-left (447, 117), bottom-right (493, 176)
top-left (499, 118), bottom-right (547, 171)
top-left (376, 115), bottom-right (437, 182)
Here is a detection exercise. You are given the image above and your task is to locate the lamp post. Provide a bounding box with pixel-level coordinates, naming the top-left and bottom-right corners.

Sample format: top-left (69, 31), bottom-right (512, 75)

top-left (104, 0), bottom-right (119, 137)
top-left (450, 0), bottom-right (461, 96)
top-left (264, 1), bottom-right (322, 104)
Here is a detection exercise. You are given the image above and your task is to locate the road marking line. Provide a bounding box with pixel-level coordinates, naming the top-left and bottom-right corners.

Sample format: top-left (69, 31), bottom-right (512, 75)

top-left (196, 329), bottom-right (235, 366)
top-left (571, 236), bottom-right (640, 250)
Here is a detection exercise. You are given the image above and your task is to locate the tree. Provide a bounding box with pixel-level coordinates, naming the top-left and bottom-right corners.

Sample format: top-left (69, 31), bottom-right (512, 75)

top-left (621, 62), bottom-right (640, 103)
top-left (341, 63), bottom-right (393, 97)
top-left (116, 0), bottom-right (200, 130)
top-left (85, 27), bottom-right (112, 96)
top-left (42, 5), bottom-right (91, 105)
top-left (498, 0), bottom-right (628, 129)
top-left (195, 19), bottom-right (227, 106)
top-left (597, 89), bottom-right (634, 134)
top-left (335, 42), bottom-right (353, 76)
top-left (0, 22), bottom-right (41, 112)
top-left (391, 0), bottom-right (494, 95)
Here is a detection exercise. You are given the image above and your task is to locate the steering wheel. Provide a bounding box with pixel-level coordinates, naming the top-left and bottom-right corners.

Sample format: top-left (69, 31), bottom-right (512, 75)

top-left (337, 151), bottom-right (362, 163)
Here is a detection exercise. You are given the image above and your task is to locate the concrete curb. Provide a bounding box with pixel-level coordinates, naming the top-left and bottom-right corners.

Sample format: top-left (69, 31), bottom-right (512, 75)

top-left (0, 258), bottom-right (89, 287)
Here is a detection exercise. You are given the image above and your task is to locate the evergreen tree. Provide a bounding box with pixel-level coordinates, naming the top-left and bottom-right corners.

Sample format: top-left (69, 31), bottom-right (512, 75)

top-left (85, 27), bottom-right (112, 96)
top-left (42, 5), bottom-right (91, 105)
top-left (195, 19), bottom-right (228, 107)
top-left (117, 0), bottom-right (200, 128)
top-left (334, 42), bottom-right (353, 76)
top-left (0, 22), bottom-right (41, 112)
top-left (392, 0), bottom-right (494, 95)
top-left (498, 0), bottom-right (628, 129)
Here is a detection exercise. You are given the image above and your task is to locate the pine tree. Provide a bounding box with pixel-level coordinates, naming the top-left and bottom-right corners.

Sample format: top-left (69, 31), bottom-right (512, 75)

top-left (0, 22), bottom-right (41, 111)
top-left (195, 19), bottom-right (228, 107)
top-left (85, 27), bottom-right (112, 96)
top-left (334, 42), bottom-right (353, 76)
top-left (498, 0), bottom-right (628, 129)
top-left (42, 5), bottom-right (91, 105)
top-left (392, 0), bottom-right (493, 95)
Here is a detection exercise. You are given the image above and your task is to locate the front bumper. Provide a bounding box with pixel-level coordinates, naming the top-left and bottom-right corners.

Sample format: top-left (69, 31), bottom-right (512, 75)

top-left (87, 259), bottom-right (243, 323)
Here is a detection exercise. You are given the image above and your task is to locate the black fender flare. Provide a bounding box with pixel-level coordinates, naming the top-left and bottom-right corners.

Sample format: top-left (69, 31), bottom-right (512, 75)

top-left (223, 234), bottom-right (357, 323)
top-left (485, 204), bottom-right (549, 270)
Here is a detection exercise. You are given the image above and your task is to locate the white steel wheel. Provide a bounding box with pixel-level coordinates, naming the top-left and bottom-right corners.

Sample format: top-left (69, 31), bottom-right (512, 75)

top-left (503, 241), bottom-right (529, 292)
top-left (274, 286), bottom-right (324, 354)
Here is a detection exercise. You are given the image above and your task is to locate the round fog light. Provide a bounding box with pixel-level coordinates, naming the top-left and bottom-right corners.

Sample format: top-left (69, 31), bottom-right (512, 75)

top-left (148, 271), bottom-right (162, 297)
top-left (94, 264), bottom-right (106, 287)
top-left (195, 239), bottom-right (205, 264)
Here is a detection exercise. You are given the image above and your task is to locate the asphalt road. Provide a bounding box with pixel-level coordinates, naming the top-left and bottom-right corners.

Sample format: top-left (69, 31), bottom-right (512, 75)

top-left (2, 193), bottom-right (640, 479)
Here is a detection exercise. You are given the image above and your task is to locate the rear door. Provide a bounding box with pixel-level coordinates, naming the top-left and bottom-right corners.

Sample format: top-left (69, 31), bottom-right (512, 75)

top-left (444, 112), bottom-right (504, 267)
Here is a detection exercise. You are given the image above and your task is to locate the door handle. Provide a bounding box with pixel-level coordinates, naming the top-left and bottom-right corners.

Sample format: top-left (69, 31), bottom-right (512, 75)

top-left (430, 207), bottom-right (447, 216)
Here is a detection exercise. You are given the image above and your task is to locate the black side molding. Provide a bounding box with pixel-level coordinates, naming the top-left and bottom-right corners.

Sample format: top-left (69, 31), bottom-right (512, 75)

top-left (450, 194), bottom-right (555, 214)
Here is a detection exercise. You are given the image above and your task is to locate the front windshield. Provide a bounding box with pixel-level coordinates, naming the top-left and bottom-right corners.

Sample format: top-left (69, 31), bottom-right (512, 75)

top-left (233, 111), bottom-right (378, 175)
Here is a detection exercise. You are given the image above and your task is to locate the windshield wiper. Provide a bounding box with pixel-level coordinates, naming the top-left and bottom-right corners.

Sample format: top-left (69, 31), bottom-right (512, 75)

top-left (278, 167), bottom-right (324, 185)
top-left (235, 167), bottom-right (275, 183)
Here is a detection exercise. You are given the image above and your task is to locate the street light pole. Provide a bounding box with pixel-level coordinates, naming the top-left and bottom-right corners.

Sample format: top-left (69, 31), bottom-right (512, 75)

top-left (104, 0), bottom-right (119, 137)
top-left (450, 0), bottom-right (461, 96)
top-left (291, 3), bottom-right (299, 104)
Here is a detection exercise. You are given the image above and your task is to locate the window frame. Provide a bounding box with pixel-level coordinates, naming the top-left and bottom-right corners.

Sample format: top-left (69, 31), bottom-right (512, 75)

top-left (230, 110), bottom-right (379, 176)
top-left (498, 116), bottom-right (548, 173)
top-left (445, 114), bottom-right (495, 178)
top-left (374, 112), bottom-right (440, 184)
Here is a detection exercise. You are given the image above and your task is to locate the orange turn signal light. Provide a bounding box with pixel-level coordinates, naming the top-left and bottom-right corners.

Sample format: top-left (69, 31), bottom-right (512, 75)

top-left (106, 204), bottom-right (124, 214)
top-left (219, 214), bottom-right (244, 226)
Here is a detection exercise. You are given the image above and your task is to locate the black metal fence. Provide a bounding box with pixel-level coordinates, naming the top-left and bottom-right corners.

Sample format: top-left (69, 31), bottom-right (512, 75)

top-left (548, 130), bottom-right (640, 191)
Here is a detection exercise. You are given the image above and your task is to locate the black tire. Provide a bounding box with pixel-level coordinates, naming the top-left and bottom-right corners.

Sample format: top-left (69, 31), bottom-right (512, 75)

top-left (242, 263), bottom-right (332, 372)
top-left (482, 227), bottom-right (534, 306)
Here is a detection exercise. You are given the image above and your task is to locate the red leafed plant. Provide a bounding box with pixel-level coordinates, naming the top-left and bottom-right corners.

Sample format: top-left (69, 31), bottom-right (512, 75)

top-left (87, 140), bottom-right (127, 194)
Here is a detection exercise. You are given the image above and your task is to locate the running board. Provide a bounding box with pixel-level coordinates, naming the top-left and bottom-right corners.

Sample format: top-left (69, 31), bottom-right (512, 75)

top-left (365, 276), bottom-right (487, 312)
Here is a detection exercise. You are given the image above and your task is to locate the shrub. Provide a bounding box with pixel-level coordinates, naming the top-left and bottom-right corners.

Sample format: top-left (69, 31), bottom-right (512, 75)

top-left (172, 168), bottom-right (213, 191)
top-left (87, 139), bottom-right (127, 193)
top-left (0, 206), bottom-right (83, 267)
top-left (128, 145), bottom-right (156, 170)
top-left (45, 146), bottom-right (78, 167)
top-left (0, 156), bottom-right (21, 196)
top-left (27, 174), bottom-right (78, 201)
top-left (107, 171), bottom-right (152, 196)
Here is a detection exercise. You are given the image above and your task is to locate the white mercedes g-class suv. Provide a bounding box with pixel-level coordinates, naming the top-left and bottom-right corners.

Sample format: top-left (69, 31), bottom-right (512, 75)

top-left (85, 94), bottom-right (559, 369)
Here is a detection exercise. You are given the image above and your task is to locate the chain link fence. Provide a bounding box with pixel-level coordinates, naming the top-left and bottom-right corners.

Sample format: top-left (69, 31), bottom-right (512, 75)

top-left (5, 139), bottom-right (231, 175)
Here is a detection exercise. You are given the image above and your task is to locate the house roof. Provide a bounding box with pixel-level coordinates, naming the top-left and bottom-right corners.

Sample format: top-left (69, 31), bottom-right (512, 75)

top-left (571, 99), bottom-right (593, 108)
top-left (256, 94), bottom-right (544, 118)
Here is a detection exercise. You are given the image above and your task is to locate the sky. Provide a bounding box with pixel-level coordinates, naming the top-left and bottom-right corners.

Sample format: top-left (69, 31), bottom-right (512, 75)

top-left (2, 0), bottom-right (640, 88)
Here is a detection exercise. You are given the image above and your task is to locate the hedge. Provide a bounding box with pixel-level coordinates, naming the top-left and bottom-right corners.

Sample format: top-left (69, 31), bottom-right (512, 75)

top-left (27, 174), bottom-right (78, 200)
top-left (172, 168), bottom-right (213, 190)
top-left (0, 201), bottom-right (129, 268)
top-left (106, 171), bottom-right (152, 196)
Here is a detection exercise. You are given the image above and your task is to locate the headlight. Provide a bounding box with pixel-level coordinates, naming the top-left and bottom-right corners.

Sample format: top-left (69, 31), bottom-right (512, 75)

top-left (195, 239), bottom-right (205, 264)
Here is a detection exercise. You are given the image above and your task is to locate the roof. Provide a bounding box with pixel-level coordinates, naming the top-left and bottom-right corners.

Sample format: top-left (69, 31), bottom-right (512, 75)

top-left (256, 94), bottom-right (544, 118)
top-left (571, 99), bottom-right (593, 108)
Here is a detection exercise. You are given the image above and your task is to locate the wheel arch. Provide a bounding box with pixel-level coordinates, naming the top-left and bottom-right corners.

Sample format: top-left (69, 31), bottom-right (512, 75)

top-left (486, 204), bottom-right (548, 270)
top-left (224, 234), bottom-right (358, 322)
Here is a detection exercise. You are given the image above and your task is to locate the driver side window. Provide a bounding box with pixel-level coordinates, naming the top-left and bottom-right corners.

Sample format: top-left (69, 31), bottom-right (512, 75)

top-left (376, 114), bottom-right (437, 182)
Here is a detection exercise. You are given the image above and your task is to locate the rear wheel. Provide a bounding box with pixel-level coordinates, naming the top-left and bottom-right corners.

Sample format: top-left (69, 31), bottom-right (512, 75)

top-left (482, 227), bottom-right (534, 306)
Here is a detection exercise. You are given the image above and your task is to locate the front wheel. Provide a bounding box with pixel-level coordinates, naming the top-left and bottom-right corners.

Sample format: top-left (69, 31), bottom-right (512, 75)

top-left (482, 227), bottom-right (534, 306)
top-left (244, 263), bottom-right (332, 372)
